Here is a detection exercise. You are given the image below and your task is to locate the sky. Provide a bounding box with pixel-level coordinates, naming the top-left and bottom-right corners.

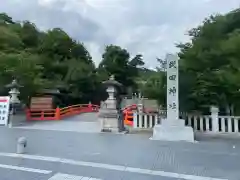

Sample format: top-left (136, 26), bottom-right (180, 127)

top-left (0, 0), bottom-right (240, 68)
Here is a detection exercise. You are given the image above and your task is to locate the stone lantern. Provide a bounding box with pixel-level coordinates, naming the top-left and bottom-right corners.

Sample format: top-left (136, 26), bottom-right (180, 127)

top-left (5, 79), bottom-right (23, 117)
top-left (5, 79), bottom-right (22, 104)
top-left (5, 79), bottom-right (24, 127)
top-left (98, 75), bottom-right (122, 132)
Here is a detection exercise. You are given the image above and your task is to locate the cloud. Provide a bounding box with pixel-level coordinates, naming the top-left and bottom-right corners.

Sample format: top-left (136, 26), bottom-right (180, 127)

top-left (0, 0), bottom-right (239, 68)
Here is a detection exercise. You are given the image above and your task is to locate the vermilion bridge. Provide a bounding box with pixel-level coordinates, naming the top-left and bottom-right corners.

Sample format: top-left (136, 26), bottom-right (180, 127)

top-left (25, 104), bottom-right (141, 130)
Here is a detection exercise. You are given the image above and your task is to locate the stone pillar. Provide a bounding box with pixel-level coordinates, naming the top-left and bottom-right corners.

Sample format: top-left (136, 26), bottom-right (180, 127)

top-left (137, 93), bottom-right (144, 113)
top-left (152, 54), bottom-right (194, 142)
top-left (138, 104), bottom-right (143, 113)
top-left (211, 106), bottom-right (219, 133)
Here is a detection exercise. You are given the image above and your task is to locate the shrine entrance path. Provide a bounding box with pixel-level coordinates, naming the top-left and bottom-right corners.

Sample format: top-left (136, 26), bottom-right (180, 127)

top-left (14, 113), bottom-right (101, 133)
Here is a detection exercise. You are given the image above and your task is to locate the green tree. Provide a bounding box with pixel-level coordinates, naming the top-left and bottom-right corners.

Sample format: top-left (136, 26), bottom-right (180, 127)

top-left (140, 72), bottom-right (166, 106)
top-left (0, 26), bottom-right (23, 52)
top-left (178, 8), bottom-right (240, 114)
top-left (98, 45), bottom-right (144, 94)
top-left (0, 52), bottom-right (46, 101)
top-left (0, 12), bottom-right (152, 106)
top-left (20, 21), bottom-right (39, 48)
top-left (0, 13), bottom-right (99, 105)
top-left (0, 13), bottom-right (14, 24)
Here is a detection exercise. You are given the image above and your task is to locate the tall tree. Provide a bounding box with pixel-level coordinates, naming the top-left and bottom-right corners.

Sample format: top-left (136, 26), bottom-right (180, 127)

top-left (98, 45), bottom-right (144, 94)
top-left (178, 8), bottom-right (240, 114)
top-left (0, 13), bottom-right (14, 24)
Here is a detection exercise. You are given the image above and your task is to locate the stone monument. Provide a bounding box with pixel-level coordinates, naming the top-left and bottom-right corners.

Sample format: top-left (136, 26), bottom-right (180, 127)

top-left (98, 75), bottom-right (122, 132)
top-left (152, 54), bottom-right (194, 142)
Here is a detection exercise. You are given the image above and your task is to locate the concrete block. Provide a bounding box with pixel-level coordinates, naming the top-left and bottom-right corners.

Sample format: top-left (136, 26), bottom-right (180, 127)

top-left (151, 121), bottom-right (194, 142)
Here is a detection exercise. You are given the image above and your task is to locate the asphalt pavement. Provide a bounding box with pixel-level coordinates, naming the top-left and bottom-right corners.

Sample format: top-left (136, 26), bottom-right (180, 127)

top-left (0, 126), bottom-right (240, 180)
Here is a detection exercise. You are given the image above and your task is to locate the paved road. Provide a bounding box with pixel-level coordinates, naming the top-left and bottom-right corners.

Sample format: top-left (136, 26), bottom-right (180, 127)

top-left (0, 127), bottom-right (240, 180)
top-left (14, 113), bottom-right (101, 133)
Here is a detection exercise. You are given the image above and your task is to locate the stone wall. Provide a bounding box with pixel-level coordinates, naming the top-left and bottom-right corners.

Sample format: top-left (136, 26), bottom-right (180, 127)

top-left (143, 99), bottom-right (158, 111)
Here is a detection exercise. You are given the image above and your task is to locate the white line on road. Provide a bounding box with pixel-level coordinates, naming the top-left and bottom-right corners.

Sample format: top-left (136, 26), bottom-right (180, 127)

top-left (0, 152), bottom-right (227, 180)
top-left (48, 173), bottom-right (101, 180)
top-left (0, 163), bottom-right (52, 174)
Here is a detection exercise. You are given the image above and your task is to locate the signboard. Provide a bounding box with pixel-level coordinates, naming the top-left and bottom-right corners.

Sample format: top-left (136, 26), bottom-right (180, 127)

top-left (0, 96), bottom-right (10, 125)
top-left (30, 97), bottom-right (53, 110)
top-left (166, 54), bottom-right (179, 121)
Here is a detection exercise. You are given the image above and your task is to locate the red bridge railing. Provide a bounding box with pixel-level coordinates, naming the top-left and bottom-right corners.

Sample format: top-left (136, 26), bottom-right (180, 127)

top-left (123, 104), bottom-right (137, 126)
top-left (26, 104), bottom-right (99, 121)
top-left (122, 104), bottom-right (157, 126)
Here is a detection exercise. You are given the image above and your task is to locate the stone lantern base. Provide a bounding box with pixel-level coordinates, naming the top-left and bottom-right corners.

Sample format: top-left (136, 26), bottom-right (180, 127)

top-left (98, 108), bottom-right (119, 132)
top-left (8, 103), bottom-right (26, 127)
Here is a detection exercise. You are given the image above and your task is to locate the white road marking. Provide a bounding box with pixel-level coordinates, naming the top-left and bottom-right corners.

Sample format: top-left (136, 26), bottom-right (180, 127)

top-left (48, 173), bottom-right (102, 180)
top-left (0, 152), bottom-right (227, 180)
top-left (87, 152), bottom-right (101, 156)
top-left (0, 163), bottom-right (52, 174)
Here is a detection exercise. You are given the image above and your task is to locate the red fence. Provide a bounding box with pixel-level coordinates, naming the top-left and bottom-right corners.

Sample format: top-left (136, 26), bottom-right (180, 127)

top-left (26, 103), bottom-right (150, 124)
top-left (123, 104), bottom-right (137, 126)
top-left (26, 104), bottom-right (99, 121)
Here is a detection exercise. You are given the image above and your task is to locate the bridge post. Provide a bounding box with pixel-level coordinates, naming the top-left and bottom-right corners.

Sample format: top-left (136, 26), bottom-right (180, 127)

top-left (88, 102), bottom-right (92, 112)
top-left (55, 107), bottom-right (60, 120)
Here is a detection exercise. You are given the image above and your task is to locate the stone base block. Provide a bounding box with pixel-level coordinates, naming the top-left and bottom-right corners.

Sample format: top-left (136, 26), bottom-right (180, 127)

top-left (99, 117), bottom-right (119, 133)
top-left (151, 123), bottom-right (194, 142)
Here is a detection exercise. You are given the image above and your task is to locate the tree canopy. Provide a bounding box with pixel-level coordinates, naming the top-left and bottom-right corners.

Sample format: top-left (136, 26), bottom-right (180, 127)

top-left (176, 8), bottom-right (240, 114)
top-left (136, 8), bottom-right (240, 115)
top-left (2, 7), bottom-right (240, 115)
top-left (0, 13), bottom-right (145, 105)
